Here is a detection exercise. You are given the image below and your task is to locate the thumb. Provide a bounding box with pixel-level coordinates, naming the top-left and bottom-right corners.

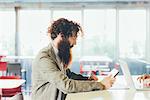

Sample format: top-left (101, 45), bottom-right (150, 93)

top-left (108, 74), bottom-right (112, 77)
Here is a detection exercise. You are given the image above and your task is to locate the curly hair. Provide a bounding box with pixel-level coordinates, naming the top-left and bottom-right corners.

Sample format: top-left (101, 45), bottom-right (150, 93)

top-left (48, 18), bottom-right (82, 40)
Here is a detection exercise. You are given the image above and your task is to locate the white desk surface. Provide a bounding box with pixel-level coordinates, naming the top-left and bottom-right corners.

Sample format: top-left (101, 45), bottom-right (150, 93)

top-left (66, 75), bottom-right (150, 100)
top-left (0, 79), bottom-right (25, 88)
top-left (66, 89), bottom-right (150, 100)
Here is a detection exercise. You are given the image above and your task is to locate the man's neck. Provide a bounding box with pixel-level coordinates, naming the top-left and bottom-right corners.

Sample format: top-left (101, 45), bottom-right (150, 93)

top-left (53, 38), bottom-right (59, 49)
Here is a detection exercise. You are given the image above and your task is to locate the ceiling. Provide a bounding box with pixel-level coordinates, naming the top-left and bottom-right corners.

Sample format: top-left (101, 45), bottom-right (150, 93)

top-left (0, 0), bottom-right (149, 8)
top-left (0, 0), bottom-right (149, 3)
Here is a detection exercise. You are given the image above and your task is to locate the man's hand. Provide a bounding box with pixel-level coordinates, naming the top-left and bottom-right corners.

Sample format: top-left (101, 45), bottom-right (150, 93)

top-left (88, 74), bottom-right (98, 81)
top-left (137, 74), bottom-right (150, 83)
top-left (100, 75), bottom-right (116, 89)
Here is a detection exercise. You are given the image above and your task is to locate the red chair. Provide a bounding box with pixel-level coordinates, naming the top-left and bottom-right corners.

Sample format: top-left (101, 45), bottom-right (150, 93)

top-left (0, 56), bottom-right (23, 98)
top-left (0, 62), bottom-right (7, 76)
top-left (0, 76), bottom-right (22, 97)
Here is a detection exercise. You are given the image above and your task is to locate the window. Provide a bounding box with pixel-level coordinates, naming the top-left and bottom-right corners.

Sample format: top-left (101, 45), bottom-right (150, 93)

top-left (0, 10), bottom-right (15, 56)
top-left (18, 10), bottom-right (51, 56)
top-left (119, 9), bottom-right (146, 59)
top-left (83, 9), bottom-right (116, 59)
top-left (53, 10), bottom-right (82, 23)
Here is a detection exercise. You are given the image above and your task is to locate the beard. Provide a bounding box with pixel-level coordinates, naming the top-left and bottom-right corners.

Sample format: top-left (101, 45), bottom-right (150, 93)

top-left (70, 45), bottom-right (74, 48)
top-left (58, 39), bottom-right (71, 66)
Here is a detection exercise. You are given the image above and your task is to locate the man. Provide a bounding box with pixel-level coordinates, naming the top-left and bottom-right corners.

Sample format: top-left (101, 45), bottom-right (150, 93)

top-left (32, 18), bottom-right (115, 100)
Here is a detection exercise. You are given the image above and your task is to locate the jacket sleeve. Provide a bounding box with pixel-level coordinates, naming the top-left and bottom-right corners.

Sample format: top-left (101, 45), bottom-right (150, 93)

top-left (38, 56), bottom-right (105, 94)
top-left (66, 68), bottom-right (89, 80)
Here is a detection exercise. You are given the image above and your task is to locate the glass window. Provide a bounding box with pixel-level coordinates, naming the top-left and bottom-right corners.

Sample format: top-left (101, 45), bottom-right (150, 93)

top-left (53, 10), bottom-right (82, 23)
top-left (83, 9), bottom-right (116, 59)
top-left (18, 10), bottom-right (51, 56)
top-left (119, 9), bottom-right (146, 59)
top-left (0, 10), bottom-right (15, 56)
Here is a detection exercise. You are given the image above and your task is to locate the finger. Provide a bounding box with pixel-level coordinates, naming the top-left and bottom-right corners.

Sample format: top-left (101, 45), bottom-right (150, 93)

top-left (137, 77), bottom-right (141, 83)
top-left (137, 77), bottom-right (140, 81)
top-left (144, 75), bottom-right (148, 79)
top-left (139, 78), bottom-right (142, 83)
top-left (110, 84), bottom-right (113, 87)
top-left (111, 77), bottom-right (116, 81)
top-left (112, 79), bottom-right (116, 83)
top-left (112, 78), bottom-right (116, 84)
top-left (108, 74), bottom-right (112, 78)
top-left (91, 75), bottom-right (98, 81)
top-left (93, 76), bottom-right (98, 81)
top-left (142, 75), bottom-right (145, 82)
top-left (111, 81), bottom-right (114, 85)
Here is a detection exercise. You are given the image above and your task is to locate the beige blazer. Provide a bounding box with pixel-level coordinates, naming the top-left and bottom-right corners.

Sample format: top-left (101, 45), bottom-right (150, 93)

top-left (31, 43), bottom-right (104, 100)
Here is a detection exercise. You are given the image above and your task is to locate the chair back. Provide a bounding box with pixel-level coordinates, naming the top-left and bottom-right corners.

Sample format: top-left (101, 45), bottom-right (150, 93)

top-left (0, 62), bottom-right (7, 76)
top-left (11, 93), bottom-right (24, 100)
top-left (0, 76), bottom-right (22, 97)
top-left (7, 63), bottom-right (21, 77)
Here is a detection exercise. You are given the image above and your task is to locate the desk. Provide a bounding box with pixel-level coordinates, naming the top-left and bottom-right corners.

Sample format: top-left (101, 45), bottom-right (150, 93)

top-left (66, 89), bottom-right (150, 100)
top-left (66, 75), bottom-right (150, 100)
top-left (0, 79), bottom-right (25, 99)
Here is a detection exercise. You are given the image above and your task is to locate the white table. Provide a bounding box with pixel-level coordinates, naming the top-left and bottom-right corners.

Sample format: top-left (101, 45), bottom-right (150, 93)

top-left (0, 79), bottom-right (25, 88)
top-left (66, 75), bottom-right (150, 100)
top-left (0, 79), bottom-right (25, 99)
top-left (66, 89), bottom-right (150, 100)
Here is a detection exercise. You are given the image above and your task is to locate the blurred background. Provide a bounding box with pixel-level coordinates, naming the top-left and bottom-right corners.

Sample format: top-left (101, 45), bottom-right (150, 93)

top-left (0, 0), bottom-right (150, 99)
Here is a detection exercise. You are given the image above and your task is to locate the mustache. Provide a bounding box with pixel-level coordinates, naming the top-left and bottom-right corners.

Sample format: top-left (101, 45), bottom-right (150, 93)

top-left (58, 39), bottom-right (71, 65)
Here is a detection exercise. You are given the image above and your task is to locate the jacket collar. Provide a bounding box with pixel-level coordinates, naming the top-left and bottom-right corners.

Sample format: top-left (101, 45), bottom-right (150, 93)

top-left (47, 43), bottom-right (63, 71)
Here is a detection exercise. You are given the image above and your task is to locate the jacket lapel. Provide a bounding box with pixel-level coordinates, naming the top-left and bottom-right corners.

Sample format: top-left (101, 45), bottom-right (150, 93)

top-left (47, 43), bottom-right (63, 71)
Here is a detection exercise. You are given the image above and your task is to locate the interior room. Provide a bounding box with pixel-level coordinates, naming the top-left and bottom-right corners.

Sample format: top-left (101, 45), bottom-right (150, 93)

top-left (0, 0), bottom-right (150, 100)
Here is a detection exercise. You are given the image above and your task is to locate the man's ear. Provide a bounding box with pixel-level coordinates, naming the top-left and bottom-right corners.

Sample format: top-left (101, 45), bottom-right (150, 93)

top-left (60, 33), bottom-right (64, 38)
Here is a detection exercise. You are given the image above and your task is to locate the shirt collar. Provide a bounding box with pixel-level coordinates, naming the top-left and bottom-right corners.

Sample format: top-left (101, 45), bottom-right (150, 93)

top-left (51, 41), bottom-right (58, 56)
